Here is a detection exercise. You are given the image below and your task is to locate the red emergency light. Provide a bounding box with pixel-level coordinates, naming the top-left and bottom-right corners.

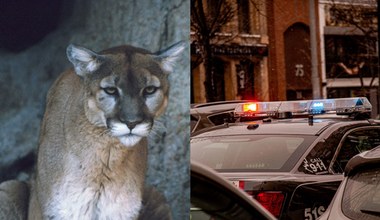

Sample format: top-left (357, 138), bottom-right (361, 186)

top-left (243, 103), bottom-right (258, 112)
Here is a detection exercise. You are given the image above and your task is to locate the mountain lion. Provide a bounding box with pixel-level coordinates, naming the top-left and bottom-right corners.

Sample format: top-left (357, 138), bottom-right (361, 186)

top-left (28, 42), bottom-right (185, 219)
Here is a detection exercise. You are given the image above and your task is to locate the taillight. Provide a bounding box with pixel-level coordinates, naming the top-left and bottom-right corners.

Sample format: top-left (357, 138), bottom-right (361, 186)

top-left (255, 191), bottom-right (285, 217)
top-left (238, 181), bottom-right (245, 190)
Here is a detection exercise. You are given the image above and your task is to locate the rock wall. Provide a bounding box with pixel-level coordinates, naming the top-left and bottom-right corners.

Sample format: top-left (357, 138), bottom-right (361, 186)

top-left (0, 0), bottom-right (190, 219)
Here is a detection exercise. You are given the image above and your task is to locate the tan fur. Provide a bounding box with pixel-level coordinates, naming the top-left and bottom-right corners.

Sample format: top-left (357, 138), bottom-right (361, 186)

top-left (28, 42), bottom-right (185, 220)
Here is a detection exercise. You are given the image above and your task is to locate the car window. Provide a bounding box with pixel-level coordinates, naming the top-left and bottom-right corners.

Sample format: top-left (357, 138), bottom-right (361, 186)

top-left (191, 135), bottom-right (316, 171)
top-left (191, 114), bottom-right (200, 132)
top-left (332, 128), bottom-right (380, 173)
top-left (298, 124), bottom-right (371, 175)
top-left (207, 111), bottom-right (234, 126)
top-left (342, 167), bottom-right (380, 219)
top-left (190, 206), bottom-right (213, 220)
top-left (298, 126), bottom-right (349, 175)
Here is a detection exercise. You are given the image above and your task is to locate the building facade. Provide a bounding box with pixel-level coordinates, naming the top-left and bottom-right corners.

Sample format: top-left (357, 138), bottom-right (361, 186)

top-left (318, 0), bottom-right (378, 99)
top-left (191, 0), bottom-right (378, 104)
top-left (191, 1), bottom-right (269, 103)
top-left (266, 0), bottom-right (322, 101)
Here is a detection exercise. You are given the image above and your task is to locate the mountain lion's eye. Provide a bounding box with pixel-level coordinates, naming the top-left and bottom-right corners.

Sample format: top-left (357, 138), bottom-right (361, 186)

top-left (143, 86), bottom-right (157, 95)
top-left (103, 87), bottom-right (118, 95)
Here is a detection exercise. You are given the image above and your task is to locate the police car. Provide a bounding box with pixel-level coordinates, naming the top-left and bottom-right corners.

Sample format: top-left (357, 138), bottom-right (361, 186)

top-left (191, 100), bottom-right (249, 134)
top-left (319, 146), bottom-right (380, 220)
top-left (191, 97), bottom-right (380, 220)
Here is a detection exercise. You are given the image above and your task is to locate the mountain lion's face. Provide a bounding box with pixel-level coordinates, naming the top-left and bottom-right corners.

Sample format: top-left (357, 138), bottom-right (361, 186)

top-left (66, 43), bottom-right (185, 147)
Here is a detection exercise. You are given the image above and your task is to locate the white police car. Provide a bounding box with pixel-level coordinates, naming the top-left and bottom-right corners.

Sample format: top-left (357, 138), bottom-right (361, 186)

top-left (318, 146), bottom-right (380, 220)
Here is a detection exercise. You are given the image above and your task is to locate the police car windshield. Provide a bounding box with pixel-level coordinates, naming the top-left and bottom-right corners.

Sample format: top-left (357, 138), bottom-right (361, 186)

top-left (191, 135), bottom-right (316, 171)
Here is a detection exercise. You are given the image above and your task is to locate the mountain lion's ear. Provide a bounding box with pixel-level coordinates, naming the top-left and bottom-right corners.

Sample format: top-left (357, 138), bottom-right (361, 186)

top-left (155, 41), bottom-right (186, 73)
top-left (66, 44), bottom-right (102, 77)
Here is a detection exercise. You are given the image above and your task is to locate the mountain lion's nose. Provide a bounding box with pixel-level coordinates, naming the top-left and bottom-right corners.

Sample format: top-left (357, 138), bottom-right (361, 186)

top-left (126, 121), bottom-right (139, 130)
top-left (119, 115), bottom-right (143, 130)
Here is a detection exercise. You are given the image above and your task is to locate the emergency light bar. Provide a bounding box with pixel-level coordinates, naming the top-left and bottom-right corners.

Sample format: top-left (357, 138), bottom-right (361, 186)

top-left (234, 97), bottom-right (372, 118)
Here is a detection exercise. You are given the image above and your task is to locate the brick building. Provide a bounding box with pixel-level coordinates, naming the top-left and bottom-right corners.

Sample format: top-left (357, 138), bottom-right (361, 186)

top-left (191, 0), bottom-right (322, 103)
top-left (191, 1), bottom-right (269, 103)
top-left (266, 0), bottom-right (321, 101)
top-left (191, 0), bottom-right (377, 103)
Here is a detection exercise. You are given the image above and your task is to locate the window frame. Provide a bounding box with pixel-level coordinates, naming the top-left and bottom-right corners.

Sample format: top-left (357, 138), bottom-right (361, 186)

top-left (329, 126), bottom-right (380, 174)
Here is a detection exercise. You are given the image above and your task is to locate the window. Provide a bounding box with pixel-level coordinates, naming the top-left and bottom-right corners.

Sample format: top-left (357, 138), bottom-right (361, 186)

top-left (299, 125), bottom-right (359, 175)
top-left (342, 167), bottom-right (380, 219)
top-left (332, 128), bottom-right (380, 173)
top-left (190, 114), bottom-right (200, 133)
top-left (237, 0), bottom-right (250, 34)
top-left (207, 111), bottom-right (234, 126)
top-left (192, 135), bottom-right (315, 171)
top-left (325, 35), bottom-right (378, 79)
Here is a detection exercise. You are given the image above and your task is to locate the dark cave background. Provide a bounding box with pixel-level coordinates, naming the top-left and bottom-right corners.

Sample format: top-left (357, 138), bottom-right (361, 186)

top-left (0, 0), bottom-right (190, 219)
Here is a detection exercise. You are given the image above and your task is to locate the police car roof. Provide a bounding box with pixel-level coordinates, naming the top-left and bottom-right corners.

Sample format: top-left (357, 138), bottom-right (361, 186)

top-left (191, 118), bottom-right (341, 137)
top-left (344, 146), bottom-right (380, 176)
